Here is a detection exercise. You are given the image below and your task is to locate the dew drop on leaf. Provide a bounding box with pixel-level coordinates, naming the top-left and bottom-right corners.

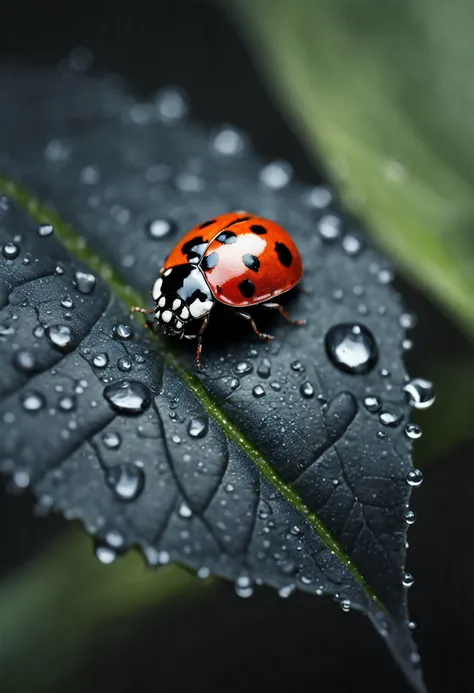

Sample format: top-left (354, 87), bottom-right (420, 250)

top-left (235, 361), bottom-right (253, 375)
top-left (105, 529), bottom-right (125, 548)
top-left (117, 357), bottom-right (132, 372)
top-left (379, 411), bottom-right (403, 427)
top-left (58, 395), bottom-right (76, 412)
top-left (318, 214), bottom-right (342, 242)
top-left (37, 224), bottom-right (54, 237)
top-left (13, 350), bottom-right (36, 373)
top-left (187, 416), bottom-right (208, 439)
top-left (112, 323), bottom-right (134, 341)
top-left (325, 323), bottom-right (378, 374)
top-left (235, 575), bottom-right (254, 598)
top-left (291, 360), bottom-right (305, 372)
top-left (363, 395), bottom-right (382, 413)
top-left (178, 502), bottom-right (193, 518)
top-left (2, 242), bottom-right (20, 259)
top-left (402, 572), bottom-right (415, 588)
top-left (101, 431), bottom-right (122, 449)
top-left (406, 469), bottom-right (424, 487)
top-left (73, 270), bottom-right (96, 294)
top-left (403, 378), bottom-right (436, 409)
top-left (21, 390), bottom-right (46, 412)
top-left (146, 218), bottom-right (176, 240)
top-left (405, 423), bottom-right (422, 440)
top-left (299, 381), bottom-right (314, 398)
top-left (405, 510), bottom-right (416, 525)
top-left (106, 462), bottom-right (145, 501)
top-left (94, 545), bottom-right (117, 564)
top-left (46, 324), bottom-right (74, 352)
top-left (252, 385), bottom-right (265, 398)
top-left (93, 352), bottom-right (109, 368)
top-left (103, 379), bottom-right (151, 414)
top-left (257, 357), bottom-right (271, 379)
top-left (60, 296), bottom-right (74, 309)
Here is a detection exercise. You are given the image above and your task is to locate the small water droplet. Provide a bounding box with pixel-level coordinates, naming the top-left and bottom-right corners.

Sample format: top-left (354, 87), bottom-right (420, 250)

top-left (378, 268), bottom-right (394, 284)
top-left (212, 126), bottom-right (247, 157)
top-left (400, 313), bottom-right (417, 330)
top-left (405, 510), bottom-right (416, 525)
top-left (106, 463), bottom-right (145, 501)
top-left (300, 381), bottom-right (314, 398)
top-left (340, 599), bottom-right (351, 612)
top-left (403, 378), bottom-right (436, 410)
top-left (55, 265), bottom-right (65, 276)
top-left (402, 572), bottom-right (415, 588)
top-left (60, 296), bottom-right (74, 309)
top-left (259, 160), bottom-right (292, 189)
top-left (363, 395), bottom-right (382, 413)
top-left (46, 324), bottom-right (74, 352)
top-left (37, 224), bottom-right (54, 237)
top-left (187, 416), bottom-right (208, 439)
top-left (155, 87), bottom-right (188, 123)
top-left (2, 242), bottom-right (19, 259)
top-left (405, 423), bottom-right (422, 440)
top-left (270, 381), bottom-right (281, 391)
top-left (377, 431), bottom-right (387, 439)
top-left (13, 470), bottom-right (31, 489)
top-left (197, 566), bottom-right (211, 579)
top-left (235, 361), bottom-right (253, 375)
top-left (235, 575), bottom-right (254, 598)
top-left (105, 529), bottom-right (124, 548)
top-left (230, 378), bottom-right (240, 391)
top-left (291, 360), bottom-right (305, 372)
top-left (102, 431), bottom-right (122, 449)
top-left (318, 214), bottom-right (341, 242)
top-left (379, 411), bottom-right (402, 427)
top-left (112, 323), bottom-right (134, 341)
top-left (146, 218), bottom-right (176, 239)
top-left (342, 234), bottom-right (363, 256)
top-left (406, 469), bottom-right (423, 487)
top-left (93, 352), bottom-right (109, 368)
top-left (33, 325), bottom-right (45, 338)
top-left (13, 350), bottom-right (36, 373)
top-left (179, 502), bottom-right (193, 518)
top-left (225, 483), bottom-right (234, 493)
top-left (325, 323), bottom-right (378, 374)
top-left (408, 621), bottom-right (417, 631)
top-left (73, 270), bottom-right (96, 294)
top-left (305, 186), bottom-right (332, 209)
top-left (278, 584), bottom-right (296, 598)
top-left (117, 357), bottom-right (132, 372)
top-left (21, 391), bottom-right (46, 412)
top-left (58, 395), bottom-right (76, 412)
top-left (94, 545), bottom-right (117, 564)
top-left (253, 385), bottom-right (265, 398)
top-left (103, 380), bottom-right (151, 413)
top-left (257, 357), bottom-right (271, 379)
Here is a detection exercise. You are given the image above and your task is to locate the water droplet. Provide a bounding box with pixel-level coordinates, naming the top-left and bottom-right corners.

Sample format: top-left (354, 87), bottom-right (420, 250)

top-left (60, 296), bottom-right (74, 309)
top-left (13, 470), bottom-right (31, 489)
top-left (94, 545), bottom-right (117, 564)
top-left (318, 214), bottom-right (341, 242)
top-left (80, 165), bottom-right (100, 185)
top-left (342, 235), bottom-right (363, 256)
top-left (305, 186), bottom-right (332, 209)
top-left (197, 566), bottom-right (211, 579)
top-left (405, 423), bottom-right (422, 440)
top-left (117, 357), bottom-right (132, 372)
top-left (230, 378), bottom-right (240, 391)
top-left (112, 323), bottom-right (134, 341)
top-left (2, 242), bottom-right (19, 259)
top-left (408, 621), bottom-right (417, 631)
top-left (146, 218), bottom-right (176, 239)
top-left (402, 572), bottom-right (415, 588)
top-left (378, 268), bottom-right (394, 284)
top-left (377, 431), bottom-right (387, 439)
top-left (403, 378), bottom-right (436, 410)
top-left (257, 358), bottom-right (271, 379)
top-left (400, 313), bottom-right (416, 330)
top-left (21, 391), bottom-right (46, 412)
top-left (224, 483), bottom-right (234, 493)
top-left (278, 584), bottom-right (296, 598)
top-left (212, 126), bottom-right (247, 157)
top-left (58, 395), bottom-right (76, 412)
top-left (300, 381), bottom-right (314, 398)
top-left (340, 599), bottom-right (351, 612)
top-left (13, 350), bottom-right (36, 373)
top-left (73, 270), bottom-right (96, 294)
top-left (259, 160), bottom-right (292, 189)
top-left (253, 385), bottom-right (265, 398)
top-left (379, 411), bottom-right (403, 427)
top-left (55, 265), bottom-right (65, 276)
top-left (235, 361), bottom-right (253, 375)
top-left (155, 87), bottom-right (188, 123)
top-left (46, 324), bottom-right (74, 352)
top-left (363, 395), bottom-right (382, 413)
top-left (105, 529), bottom-right (124, 548)
top-left (179, 502), bottom-right (193, 518)
top-left (325, 323), bottom-right (378, 374)
top-left (93, 352), bottom-right (109, 368)
top-left (103, 380), bottom-right (151, 413)
top-left (405, 510), bottom-right (416, 525)
top-left (187, 416), bottom-right (208, 439)
top-left (270, 381), bottom-right (281, 391)
top-left (235, 575), bottom-right (254, 598)
top-left (37, 224), bottom-right (54, 237)
top-left (106, 463), bottom-right (145, 501)
top-left (291, 360), bottom-right (305, 372)
top-left (33, 325), bottom-right (45, 338)
top-left (406, 469), bottom-right (423, 487)
top-left (102, 431), bottom-right (122, 449)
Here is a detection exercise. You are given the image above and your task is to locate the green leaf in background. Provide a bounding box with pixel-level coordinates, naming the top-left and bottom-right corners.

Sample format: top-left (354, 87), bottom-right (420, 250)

top-left (229, 0), bottom-right (474, 339)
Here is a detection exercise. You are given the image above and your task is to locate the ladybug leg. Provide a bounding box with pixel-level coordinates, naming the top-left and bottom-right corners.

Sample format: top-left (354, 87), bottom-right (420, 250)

top-left (130, 305), bottom-right (155, 329)
top-left (195, 315), bottom-right (210, 369)
top-left (235, 310), bottom-right (274, 341)
top-left (261, 302), bottom-right (306, 326)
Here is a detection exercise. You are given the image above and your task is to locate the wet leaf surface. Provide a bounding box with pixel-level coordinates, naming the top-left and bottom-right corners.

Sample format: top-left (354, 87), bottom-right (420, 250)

top-left (0, 68), bottom-right (426, 691)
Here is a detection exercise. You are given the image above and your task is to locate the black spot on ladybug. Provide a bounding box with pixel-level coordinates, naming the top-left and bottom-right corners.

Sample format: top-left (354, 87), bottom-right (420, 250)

top-left (199, 219), bottom-right (216, 229)
top-left (275, 241), bottom-right (293, 268)
top-left (250, 224), bottom-right (267, 235)
top-left (216, 230), bottom-right (237, 244)
top-left (243, 254), bottom-right (260, 272)
top-left (238, 278), bottom-right (255, 298)
top-left (216, 285), bottom-right (223, 294)
top-left (182, 235), bottom-right (208, 262)
top-left (227, 216), bottom-right (252, 227)
top-left (202, 252), bottom-right (219, 271)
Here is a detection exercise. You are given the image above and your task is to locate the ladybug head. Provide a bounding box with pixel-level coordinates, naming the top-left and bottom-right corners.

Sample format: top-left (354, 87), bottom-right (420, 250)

top-left (152, 264), bottom-right (215, 339)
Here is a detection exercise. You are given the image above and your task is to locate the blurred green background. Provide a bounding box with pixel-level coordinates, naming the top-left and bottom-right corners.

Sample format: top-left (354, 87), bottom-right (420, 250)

top-left (0, 1), bottom-right (473, 692)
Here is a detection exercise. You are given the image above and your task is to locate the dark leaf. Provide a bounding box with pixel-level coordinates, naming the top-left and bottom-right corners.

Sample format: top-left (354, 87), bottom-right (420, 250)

top-left (0, 68), bottom-right (426, 691)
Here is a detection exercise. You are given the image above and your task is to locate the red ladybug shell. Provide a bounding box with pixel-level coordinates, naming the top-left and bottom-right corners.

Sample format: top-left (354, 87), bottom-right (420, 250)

top-left (163, 212), bottom-right (303, 307)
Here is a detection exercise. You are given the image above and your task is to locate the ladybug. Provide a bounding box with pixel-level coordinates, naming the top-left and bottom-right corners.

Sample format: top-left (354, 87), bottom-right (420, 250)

top-left (131, 211), bottom-right (305, 368)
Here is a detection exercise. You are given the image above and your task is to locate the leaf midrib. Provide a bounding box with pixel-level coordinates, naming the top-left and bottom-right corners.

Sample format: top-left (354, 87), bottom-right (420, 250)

top-left (0, 175), bottom-right (383, 609)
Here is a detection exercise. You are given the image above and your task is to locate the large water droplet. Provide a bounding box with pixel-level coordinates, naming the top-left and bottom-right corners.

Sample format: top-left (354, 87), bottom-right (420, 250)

top-left (235, 361), bottom-right (253, 375)
top-left (93, 352), bottom-right (109, 368)
top-left (402, 572), bottom-right (415, 588)
top-left (291, 360), bottom-right (305, 372)
top-left (212, 126), bottom-right (246, 157)
top-left (46, 324), bottom-right (74, 352)
top-left (2, 242), bottom-right (20, 259)
top-left (103, 380), bottom-right (151, 413)
top-left (112, 323), bottom-right (134, 341)
top-left (155, 87), bottom-right (188, 123)
top-left (146, 218), bottom-right (176, 239)
top-left (406, 469), bottom-right (423, 487)
top-left (325, 323), bottom-right (378, 374)
top-left (102, 431), bottom-right (122, 449)
top-left (318, 214), bottom-right (342, 242)
top-left (235, 575), bottom-right (254, 598)
top-left (342, 234), bottom-right (364, 256)
top-left (299, 381), bottom-right (314, 398)
top-left (259, 160), bottom-right (292, 190)
top-left (257, 358), bottom-right (271, 379)
top-left (21, 390), bottom-right (46, 412)
top-left (94, 545), bottom-right (117, 564)
top-left (117, 357), bottom-right (132, 372)
top-left (403, 378), bottom-right (436, 410)
top-left (73, 270), bottom-right (96, 294)
top-left (106, 463), bottom-right (145, 501)
top-left (178, 502), bottom-right (193, 518)
top-left (187, 416), bottom-right (208, 439)
top-left (253, 385), bottom-right (265, 398)
top-left (37, 224), bottom-right (54, 237)
top-left (363, 395), bottom-right (382, 413)
top-left (405, 423), bottom-right (422, 440)
top-left (405, 510), bottom-right (416, 525)
top-left (13, 350), bottom-right (36, 373)
top-left (58, 395), bottom-right (76, 412)
top-left (379, 411), bottom-right (402, 427)
top-left (60, 296), bottom-right (74, 309)
top-left (399, 313), bottom-right (416, 329)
